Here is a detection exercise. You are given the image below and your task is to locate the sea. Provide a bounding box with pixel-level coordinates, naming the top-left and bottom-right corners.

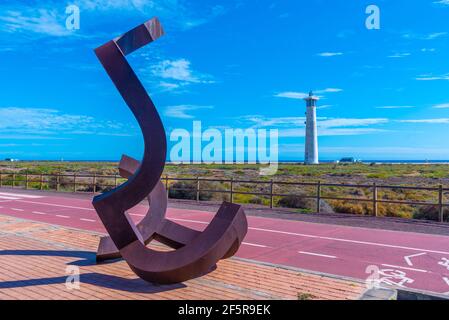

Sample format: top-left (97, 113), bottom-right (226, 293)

top-left (7, 159), bottom-right (449, 164)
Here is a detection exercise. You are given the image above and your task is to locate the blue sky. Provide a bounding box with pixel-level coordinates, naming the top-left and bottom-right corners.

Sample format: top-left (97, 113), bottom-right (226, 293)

top-left (1, 0), bottom-right (449, 161)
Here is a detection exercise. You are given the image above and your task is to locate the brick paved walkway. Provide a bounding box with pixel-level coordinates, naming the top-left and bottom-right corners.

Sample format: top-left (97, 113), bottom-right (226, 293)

top-left (0, 214), bottom-right (365, 300)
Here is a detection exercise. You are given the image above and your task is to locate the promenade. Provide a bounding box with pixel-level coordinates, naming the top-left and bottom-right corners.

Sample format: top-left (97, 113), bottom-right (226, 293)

top-left (0, 214), bottom-right (364, 300)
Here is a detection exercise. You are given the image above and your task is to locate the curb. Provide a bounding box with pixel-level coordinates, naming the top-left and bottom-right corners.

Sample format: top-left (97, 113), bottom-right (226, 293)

top-left (359, 288), bottom-right (397, 300)
top-left (360, 287), bottom-right (449, 300)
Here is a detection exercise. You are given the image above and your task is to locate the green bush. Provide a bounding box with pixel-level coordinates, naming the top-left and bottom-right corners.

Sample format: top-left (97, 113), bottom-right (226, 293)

top-left (331, 201), bottom-right (365, 215)
top-left (277, 195), bottom-right (309, 209)
top-left (413, 206), bottom-right (449, 222)
top-left (248, 196), bottom-right (264, 205)
top-left (169, 181), bottom-right (214, 201)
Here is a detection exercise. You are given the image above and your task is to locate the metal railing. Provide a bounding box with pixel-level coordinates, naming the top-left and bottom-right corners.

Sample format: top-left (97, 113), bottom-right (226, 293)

top-left (0, 172), bottom-right (447, 222)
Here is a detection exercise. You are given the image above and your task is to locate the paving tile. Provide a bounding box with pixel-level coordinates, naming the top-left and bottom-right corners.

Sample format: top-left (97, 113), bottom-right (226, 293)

top-left (0, 214), bottom-right (365, 300)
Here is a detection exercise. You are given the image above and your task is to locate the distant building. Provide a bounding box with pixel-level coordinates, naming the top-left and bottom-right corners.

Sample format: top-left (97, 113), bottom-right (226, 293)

top-left (338, 157), bottom-right (361, 164)
top-left (4, 158), bottom-right (19, 162)
top-left (304, 91), bottom-right (319, 165)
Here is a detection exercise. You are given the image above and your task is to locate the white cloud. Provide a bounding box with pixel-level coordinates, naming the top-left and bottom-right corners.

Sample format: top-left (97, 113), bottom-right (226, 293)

top-left (415, 73), bottom-right (449, 81)
top-left (402, 32), bottom-right (447, 40)
top-left (388, 52), bottom-right (411, 58)
top-left (317, 52), bottom-right (344, 57)
top-left (242, 116), bottom-right (306, 128)
top-left (159, 82), bottom-right (181, 90)
top-left (145, 59), bottom-right (214, 92)
top-left (278, 128), bottom-right (388, 137)
top-left (274, 92), bottom-right (310, 99)
top-left (0, 9), bottom-right (71, 37)
top-left (426, 32), bottom-right (447, 39)
top-left (317, 105), bottom-right (333, 110)
top-left (139, 58), bottom-right (215, 93)
top-left (315, 88), bottom-right (343, 93)
top-left (244, 116), bottom-right (388, 129)
top-left (398, 119), bottom-right (449, 124)
top-left (433, 103), bottom-right (449, 109)
top-left (165, 105), bottom-right (213, 119)
top-left (319, 146), bottom-right (449, 155)
top-left (242, 116), bottom-right (389, 137)
top-left (318, 118), bottom-right (388, 128)
top-left (77, 0), bottom-right (158, 11)
top-left (376, 106), bottom-right (415, 109)
top-left (0, 107), bottom-right (133, 138)
top-left (151, 59), bottom-right (213, 84)
top-left (0, 0), bottom-right (226, 40)
top-left (434, 0), bottom-right (449, 6)
top-left (274, 88), bottom-right (342, 100)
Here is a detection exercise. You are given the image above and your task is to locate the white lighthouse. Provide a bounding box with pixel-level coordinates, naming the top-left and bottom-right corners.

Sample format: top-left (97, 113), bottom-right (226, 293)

top-left (304, 91), bottom-right (319, 165)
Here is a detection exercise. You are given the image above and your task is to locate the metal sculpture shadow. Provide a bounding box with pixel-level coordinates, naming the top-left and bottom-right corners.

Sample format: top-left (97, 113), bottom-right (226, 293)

top-left (93, 18), bottom-right (248, 284)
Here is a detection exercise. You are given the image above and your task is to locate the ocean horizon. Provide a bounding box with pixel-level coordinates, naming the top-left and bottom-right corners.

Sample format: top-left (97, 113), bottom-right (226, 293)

top-left (2, 159), bottom-right (449, 164)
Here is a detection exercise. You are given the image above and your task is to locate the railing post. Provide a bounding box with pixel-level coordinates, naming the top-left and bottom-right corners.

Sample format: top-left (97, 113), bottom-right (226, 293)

top-left (73, 173), bottom-right (77, 193)
top-left (373, 183), bottom-right (378, 217)
top-left (93, 173), bottom-right (97, 194)
top-left (12, 173), bottom-right (15, 188)
top-left (0, 173), bottom-right (2, 187)
top-left (230, 178), bottom-right (234, 203)
top-left (165, 175), bottom-right (169, 197)
top-left (196, 177), bottom-right (200, 202)
top-left (56, 174), bottom-right (60, 192)
top-left (439, 184), bottom-right (444, 223)
top-left (25, 172), bottom-right (28, 189)
top-left (114, 174), bottom-right (118, 188)
top-left (269, 180), bottom-right (274, 209)
top-left (316, 180), bottom-right (321, 213)
top-left (40, 174), bottom-right (43, 190)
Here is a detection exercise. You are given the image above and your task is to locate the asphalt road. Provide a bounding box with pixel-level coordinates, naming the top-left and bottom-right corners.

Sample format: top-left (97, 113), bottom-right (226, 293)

top-left (1, 190), bottom-right (448, 296)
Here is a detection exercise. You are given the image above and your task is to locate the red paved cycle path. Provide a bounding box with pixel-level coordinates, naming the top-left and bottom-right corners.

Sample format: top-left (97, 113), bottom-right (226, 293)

top-left (0, 190), bottom-right (448, 296)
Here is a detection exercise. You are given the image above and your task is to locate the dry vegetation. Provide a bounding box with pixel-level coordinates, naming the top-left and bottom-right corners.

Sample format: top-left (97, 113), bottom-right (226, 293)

top-left (1, 161), bottom-right (448, 221)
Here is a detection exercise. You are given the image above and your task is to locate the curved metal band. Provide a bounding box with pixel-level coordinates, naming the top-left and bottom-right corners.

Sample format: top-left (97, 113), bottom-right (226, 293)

top-left (93, 17), bottom-right (248, 284)
top-left (96, 155), bottom-right (201, 261)
top-left (93, 19), bottom-right (166, 250)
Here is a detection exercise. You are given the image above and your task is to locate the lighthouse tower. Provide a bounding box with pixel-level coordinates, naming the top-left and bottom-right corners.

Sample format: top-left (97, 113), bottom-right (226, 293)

top-left (304, 91), bottom-right (319, 165)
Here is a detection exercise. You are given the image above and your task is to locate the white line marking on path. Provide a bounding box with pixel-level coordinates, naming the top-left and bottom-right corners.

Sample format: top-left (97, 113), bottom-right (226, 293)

top-left (242, 242), bottom-right (269, 248)
top-left (299, 251), bottom-right (337, 259)
top-left (11, 208), bottom-right (24, 212)
top-left (32, 211), bottom-right (47, 215)
top-left (17, 200), bottom-right (94, 211)
top-left (80, 218), bottom-right (96, 222)
top-left (250, 227), bottom-right (449, 256)
top-left (381, 264), bottom-right (428, 273)
top-left (130, 213), bottom-right (145, 217)
top-left (404, 253), bottom-right (427, 266)
top-left (11, 204), bottom-right (449, 257)
top-left (0, 196), bottom-right (20, 200)
top-left (443, 277), bottom-right (449, 296)
top-left (55, 215), bottom-right (70, 219)
top-left (171, 218), bottom-right (208, 225)
top-left (172, 218), bottom-right (449, 256)
top-left (0, 192), bottom-right (43, 199)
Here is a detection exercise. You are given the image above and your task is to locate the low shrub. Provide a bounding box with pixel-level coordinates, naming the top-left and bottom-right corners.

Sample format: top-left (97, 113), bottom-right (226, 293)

top-left (277, 195), bottom-right (309, 209)
top-left (331, 201), bottom-right (365, 215)
top-left (413, 205), bottom-right (449, 222)
top-left (168, 181), bottom-right (214, 201)
top-left (248, 196), bottom-right (264, 205)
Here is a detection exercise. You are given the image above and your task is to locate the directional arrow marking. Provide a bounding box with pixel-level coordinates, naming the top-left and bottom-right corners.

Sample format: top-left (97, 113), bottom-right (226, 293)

top-left (404, 252), bottom-right (427, 266)
top-left (443, 277), bottom-right (449, 296)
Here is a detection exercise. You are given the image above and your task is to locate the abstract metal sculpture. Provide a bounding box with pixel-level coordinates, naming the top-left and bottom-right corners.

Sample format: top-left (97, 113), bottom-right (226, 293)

top-left (93, 18), bottom-right (248, 284)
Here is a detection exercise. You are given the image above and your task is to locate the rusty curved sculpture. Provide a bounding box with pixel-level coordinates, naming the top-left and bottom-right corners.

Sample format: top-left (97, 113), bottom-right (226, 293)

top-left (93, 18), bottom-right (248, 284)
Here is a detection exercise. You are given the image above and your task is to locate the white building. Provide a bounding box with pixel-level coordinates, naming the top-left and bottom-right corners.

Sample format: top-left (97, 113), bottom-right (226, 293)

top-left (304, 91), bottom-right (319, 165)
